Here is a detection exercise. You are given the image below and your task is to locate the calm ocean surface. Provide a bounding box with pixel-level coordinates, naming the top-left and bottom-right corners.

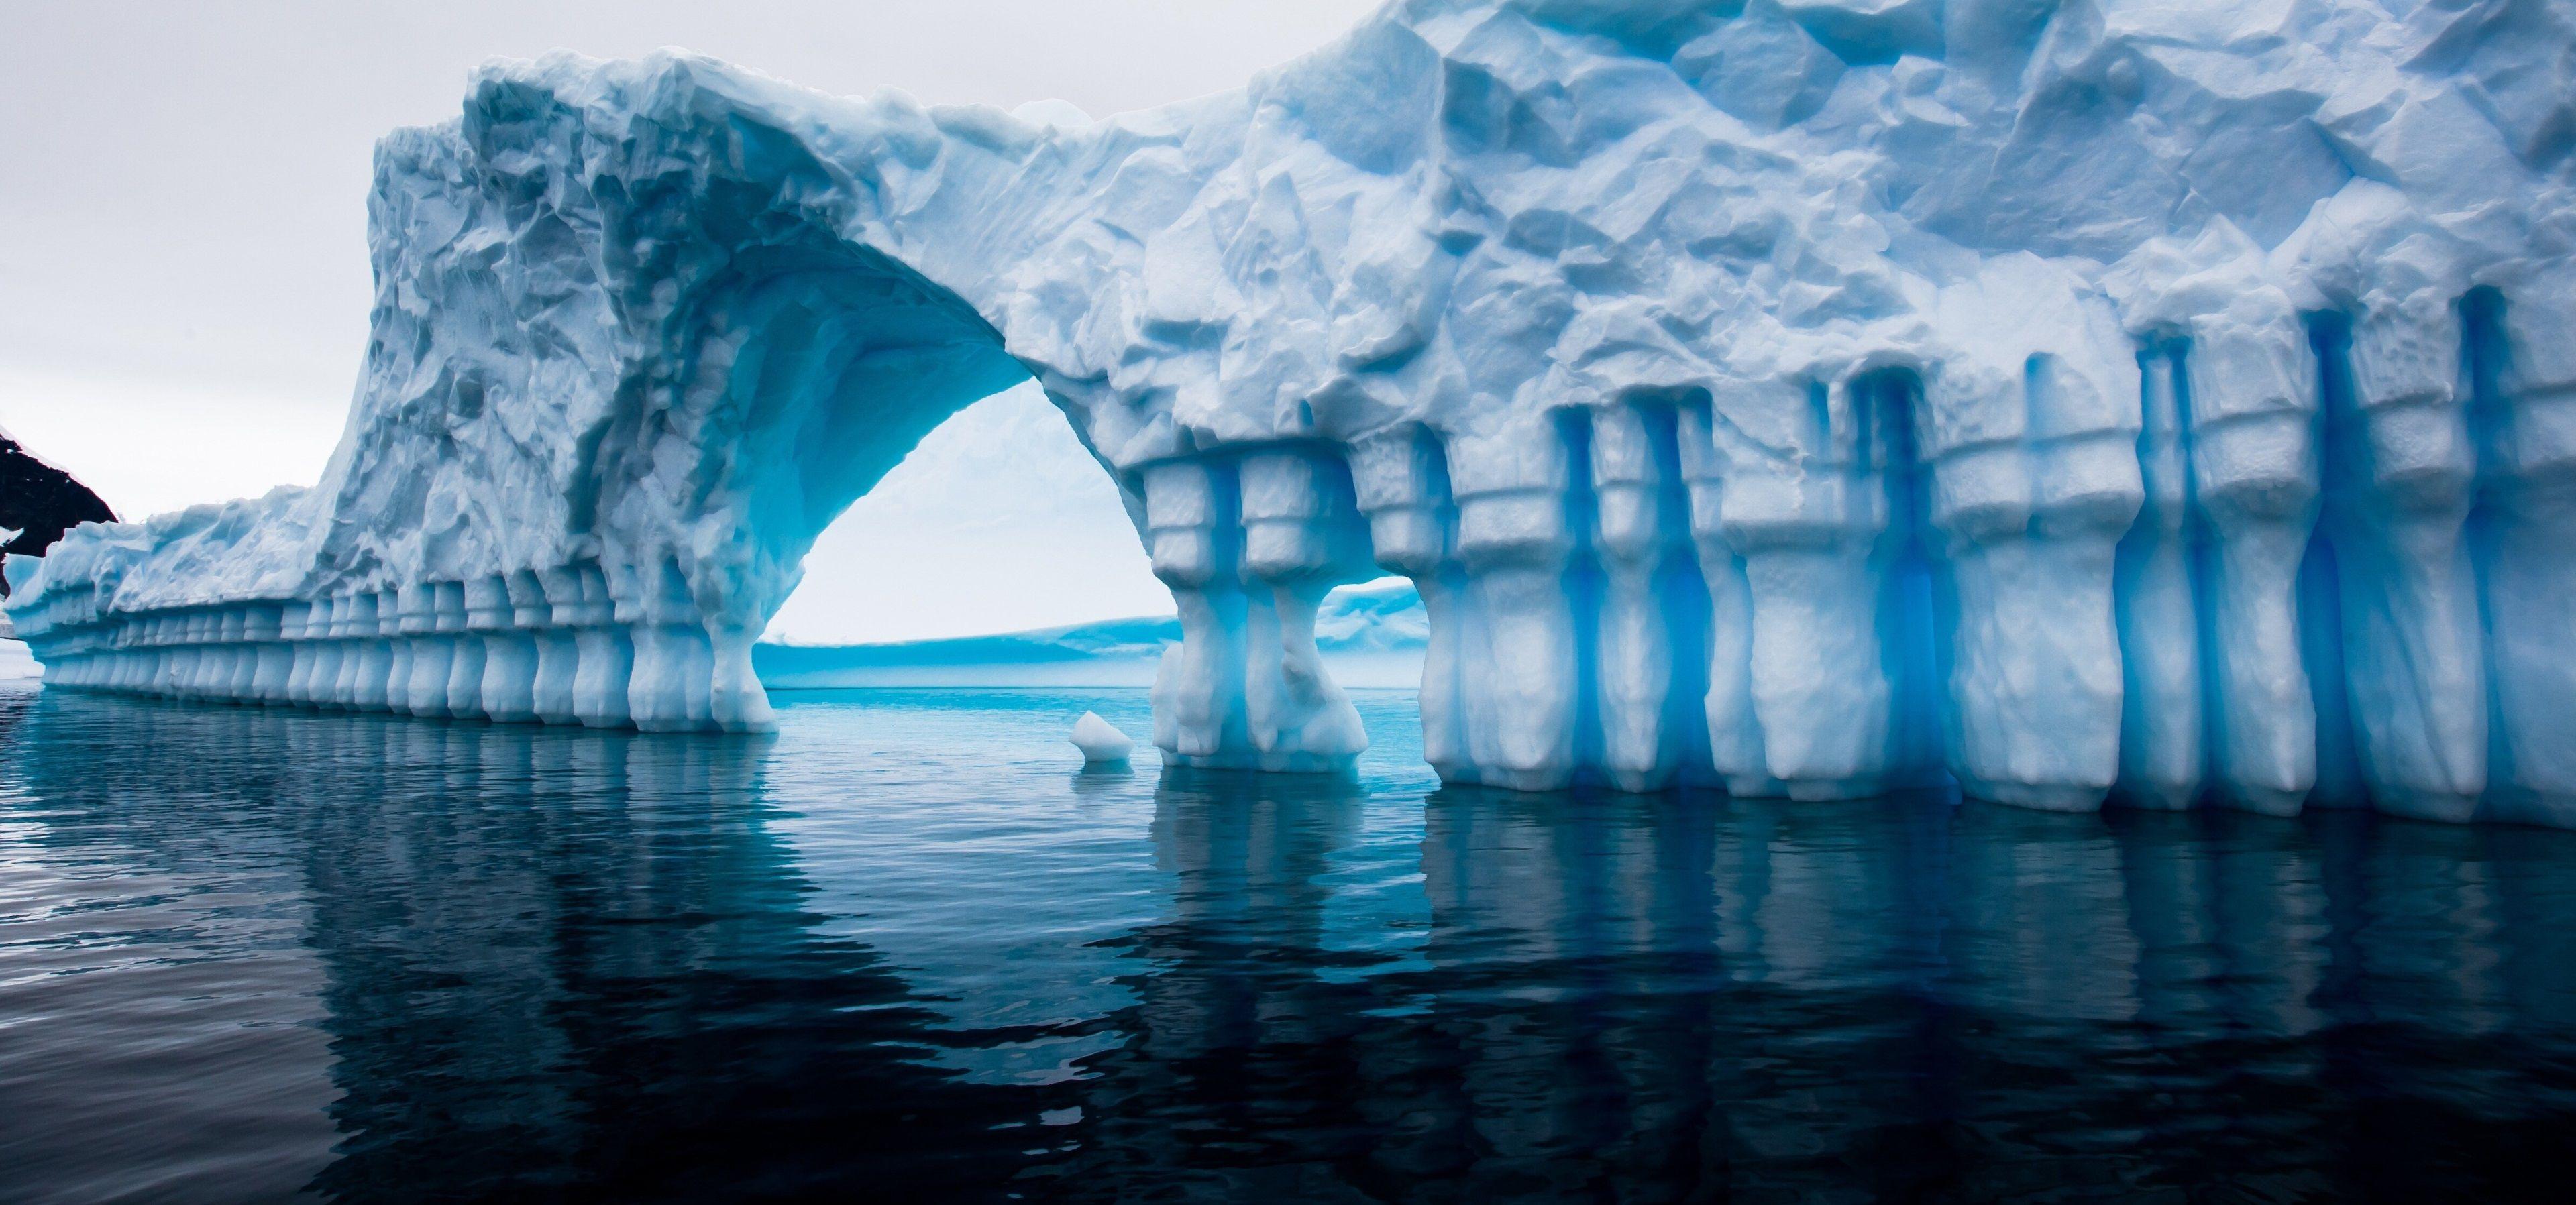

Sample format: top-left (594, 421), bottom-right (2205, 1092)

top-left (4, 681), bottom-right (2576, 1202)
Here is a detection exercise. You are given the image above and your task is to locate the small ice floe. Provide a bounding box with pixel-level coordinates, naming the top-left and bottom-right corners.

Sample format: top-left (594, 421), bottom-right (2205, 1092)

top-left (1069, 711), bottom-right (1134, 764)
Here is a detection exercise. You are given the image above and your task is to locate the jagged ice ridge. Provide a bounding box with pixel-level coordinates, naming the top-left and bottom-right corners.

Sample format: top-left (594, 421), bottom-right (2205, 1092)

top-left (7, 0), bottom-right (2575, 822)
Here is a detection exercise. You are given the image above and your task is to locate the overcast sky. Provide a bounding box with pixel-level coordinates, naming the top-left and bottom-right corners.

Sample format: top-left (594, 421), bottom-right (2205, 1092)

top-left (0, 0), bottom-right (1382, 642)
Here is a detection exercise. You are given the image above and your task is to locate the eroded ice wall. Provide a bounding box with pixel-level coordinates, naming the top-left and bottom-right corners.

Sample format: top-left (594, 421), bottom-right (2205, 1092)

top-left (8, 0), bottom-right (2575, 821)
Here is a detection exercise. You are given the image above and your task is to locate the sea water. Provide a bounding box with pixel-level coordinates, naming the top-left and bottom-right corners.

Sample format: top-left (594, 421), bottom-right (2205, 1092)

top-left (4, 681), bottom-right (2575, 1202)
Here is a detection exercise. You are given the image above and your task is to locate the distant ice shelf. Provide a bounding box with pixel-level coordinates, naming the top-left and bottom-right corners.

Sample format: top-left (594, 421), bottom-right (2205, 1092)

top-left (7, 1), bottom-right (2575, 821)
top-left (755, 579), bottom-right (1427, 690)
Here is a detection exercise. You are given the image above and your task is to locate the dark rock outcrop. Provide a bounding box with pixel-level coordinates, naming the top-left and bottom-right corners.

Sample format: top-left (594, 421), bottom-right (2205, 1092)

top-left (0, 428), bottom-right (116, 596)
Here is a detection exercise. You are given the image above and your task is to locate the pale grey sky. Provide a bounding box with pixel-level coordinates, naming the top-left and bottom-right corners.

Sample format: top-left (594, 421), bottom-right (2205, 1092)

top-left (0, 0), bottom-right (1383, 641)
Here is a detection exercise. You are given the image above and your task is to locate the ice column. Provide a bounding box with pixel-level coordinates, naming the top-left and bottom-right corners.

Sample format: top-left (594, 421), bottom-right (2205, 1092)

top-left (1146, 459), bottom-right (1253, 767)
top-left (325, 595), bottom-right (362, 707)
top-left (384, 592), bottom-right (415, 713)
top-left (225, 608), bottom-right (260, 700)
top-left (160, 611), bottom-right (193, 697)
top-left (568, 563), bottom-right (631, 729)
top-left (1236, 449), bottom-right (1370, 771)
top-left (443, 581), bottom-right (487, 719)
top-left (284, 600), bottom-right (319, 705)
top-left (1723, 376), bottom-right (1919, 800)
top-left (1929, 357), bottom-right (2142, 813)
top-left (1680, 402), bottom-right (1782, 798)
top-left (1446, 420), bottom-right (1585, 792)
top-left (1589, 403), bottom-right (1708, 793)
top-left (2320, 303), bottom-right (2487, 821)
top-left (623, 559), bottom-right (712, 733)
top-left (474, 574), bottom-right (537, 723)
top-left (2182, 310), bottom-right (2322, 815)
top-left (244, 605), bottom-right (282, 701)
top-left (2112, 343), bottom-right (2206, 809)
top-left (2475, 288), bottom-right (2576, 826)
top-left (707, 552), bottom-right (773, 737)
top-left (532, 567), bottom-right (582, 725)
top-left (309, 597), bottom-right (347, 709)
top-left (1349, 428), bottom-right (1470, 783)
top-left (354, 592), bottom-right (395, 711)
top-left (401, 583), bottom-right (451, 717)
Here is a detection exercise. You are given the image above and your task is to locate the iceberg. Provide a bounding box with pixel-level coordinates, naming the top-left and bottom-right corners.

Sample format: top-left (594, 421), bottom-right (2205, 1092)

top-left (7, 0), bottom-right (2574, 821)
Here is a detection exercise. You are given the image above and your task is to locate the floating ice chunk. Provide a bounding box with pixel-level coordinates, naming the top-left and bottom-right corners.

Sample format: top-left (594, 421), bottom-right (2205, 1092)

top-left (1070, 711), bottom-right (1135, 764)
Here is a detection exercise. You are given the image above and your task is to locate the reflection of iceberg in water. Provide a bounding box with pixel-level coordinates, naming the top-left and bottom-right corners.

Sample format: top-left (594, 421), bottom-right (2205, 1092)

top-left (2110, 810), bottom-right (2329, 1043)
top-left (0, 697), bottom-right (340, 1204)
top-left (1057, 779), bottom-right (2576, 1200)
top-left (1063, 766), bottom-right (1495, 1198)
top-left (1076, 770), bottom-right (1370, 1140)
top-left (2, 693), bottom-right (1065, 1200)
top-left (9, 686), bottom-right (2576, 1200)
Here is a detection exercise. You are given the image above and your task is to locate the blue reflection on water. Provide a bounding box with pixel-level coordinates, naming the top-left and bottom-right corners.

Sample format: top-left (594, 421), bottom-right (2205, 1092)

top-left (3, 682), bottom-right (2575, 1202)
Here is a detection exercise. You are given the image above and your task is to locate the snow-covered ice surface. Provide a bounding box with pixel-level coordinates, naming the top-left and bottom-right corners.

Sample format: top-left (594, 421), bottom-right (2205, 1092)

top-left (8, 0), bottom-right (2575, 821)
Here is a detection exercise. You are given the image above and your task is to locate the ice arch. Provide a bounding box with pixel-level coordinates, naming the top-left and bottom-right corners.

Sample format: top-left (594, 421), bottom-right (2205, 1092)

top-left (0, 62), bottom-right (1387, 767)
top-left (641, 243), bottom-right (1036, 730)
top-left (690, 237), bottom-right (1381, 768)
top-left (9, 0), bottom-right (2576, 823)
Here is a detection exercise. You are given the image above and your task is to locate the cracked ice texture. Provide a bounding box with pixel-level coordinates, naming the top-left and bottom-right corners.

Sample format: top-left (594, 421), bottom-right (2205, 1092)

top-left (8, 0), bottom-right (2576, 821)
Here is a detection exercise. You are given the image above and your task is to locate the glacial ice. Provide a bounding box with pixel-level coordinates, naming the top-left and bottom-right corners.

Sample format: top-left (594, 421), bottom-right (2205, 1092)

top-left (7, 0), bottom-right (2575, 823)
top-left (1071, 711), bottom-right (1137, 764)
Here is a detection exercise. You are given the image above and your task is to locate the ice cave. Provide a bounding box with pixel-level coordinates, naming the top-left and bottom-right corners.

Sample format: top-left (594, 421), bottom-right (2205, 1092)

top-left (6, 0), bottom-right (2573, 824)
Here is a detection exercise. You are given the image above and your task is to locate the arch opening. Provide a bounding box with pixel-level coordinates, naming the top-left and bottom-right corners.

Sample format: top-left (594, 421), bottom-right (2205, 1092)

top-left (760, 383), bottom-right (1168, 651)
top-left (675, 241), bottom-right (1383, 771)
top-left (679, 244), bottom-right (1043, 642)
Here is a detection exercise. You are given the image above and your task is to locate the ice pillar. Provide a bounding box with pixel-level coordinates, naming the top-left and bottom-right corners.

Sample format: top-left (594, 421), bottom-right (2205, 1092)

top-left (570, 563), bottom-right (632, 729)
top-left (1445, 420), bottom-right (1585, 792)
top-left (1678, 402), bottom-right (1781, 797)
top-left (2184, 311), bottom-right (2323, 815)
top-left (531, 567), bottom-right (583, 726)
top-left (1723, 376), bottom-right (1917, 800)
top-left (2322, 303), bottom-right (2487, 821)
top-left (1145, 459), bottom-right (1253, 767)
top-left (1588, 403), bottom-right (1707, 793)
top-left (2112, 343), bottom-right (2207, 809)
top-left (1349, 428), bottom-right (1470, 783)
top-left (1236, 449), bottom-right (1369, 771)
top-left (1929, 357), bottom-right (2142, 813)
top-left (2475, 288), bottom-right (2576, 826)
